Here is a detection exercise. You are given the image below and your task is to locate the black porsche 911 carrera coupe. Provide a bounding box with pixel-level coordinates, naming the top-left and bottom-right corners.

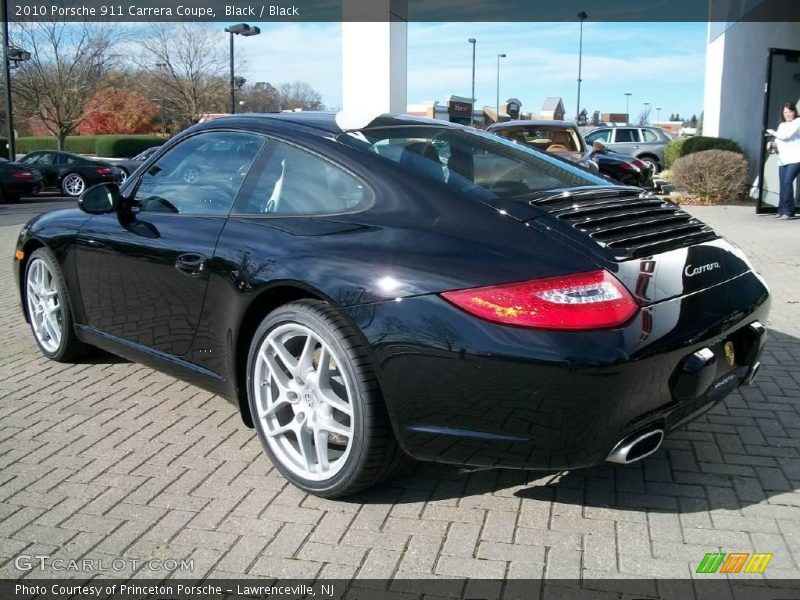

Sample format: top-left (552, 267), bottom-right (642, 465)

top-left (14, 112), bottom-right (770, 497)
top-left (16, 150), bottom-right (125, 196)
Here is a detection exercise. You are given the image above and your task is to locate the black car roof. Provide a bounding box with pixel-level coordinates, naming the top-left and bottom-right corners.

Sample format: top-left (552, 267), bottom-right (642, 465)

top-left (197, 112), bottom-right (458, 139)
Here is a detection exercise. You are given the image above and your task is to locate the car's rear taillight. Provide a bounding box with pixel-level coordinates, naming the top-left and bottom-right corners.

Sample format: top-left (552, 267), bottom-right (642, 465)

top-left (441, 270), bottom-right (638, 330)
top-left (632, 158), bottom-right (646, 169)
top-left (96, 168), bottom-right (113, 175)
top-left (619, 162), bottom-right (636, 171)
top-left (11, 171), bottom-right (33, 180)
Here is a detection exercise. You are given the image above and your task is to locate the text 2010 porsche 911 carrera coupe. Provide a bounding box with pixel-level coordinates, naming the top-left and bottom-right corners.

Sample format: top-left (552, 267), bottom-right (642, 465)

top-left (14, 112), bottom-right (770, 497)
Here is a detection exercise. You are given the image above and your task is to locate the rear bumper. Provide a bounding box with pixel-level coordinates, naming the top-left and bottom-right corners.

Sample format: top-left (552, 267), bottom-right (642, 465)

top-left (349, 270), bottom-right (770, 470)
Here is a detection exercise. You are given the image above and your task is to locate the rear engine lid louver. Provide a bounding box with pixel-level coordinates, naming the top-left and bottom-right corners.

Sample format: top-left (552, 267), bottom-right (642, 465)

top-left (527, 187), bottom-right (719, 260)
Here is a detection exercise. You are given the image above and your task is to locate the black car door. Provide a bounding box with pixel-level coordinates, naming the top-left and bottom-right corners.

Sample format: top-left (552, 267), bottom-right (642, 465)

top-left (19, 152), bottom-right (59, 188)
top-left (73, 130), bottom-right (267, 357)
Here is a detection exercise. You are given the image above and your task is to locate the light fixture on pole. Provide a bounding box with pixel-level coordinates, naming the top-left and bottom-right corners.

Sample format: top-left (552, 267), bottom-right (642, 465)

top-left (624, 92), bottom-right (632, 125)
top-left (224, 23), bottom-right (260, 115)
top-left (496, 53), bottom-right (506, 123)
top-left (468, 38), bottom-right (476, 127)
top-left (576, 11), bottom-right (588, 122)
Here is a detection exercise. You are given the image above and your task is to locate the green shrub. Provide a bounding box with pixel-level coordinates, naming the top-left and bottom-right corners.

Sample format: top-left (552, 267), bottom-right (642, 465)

top-left (664, 138), bottom-right (686, 170)
top-left (16, 137), bottom-right (58, 154)
top-left (670, 150), bottom-right (749, 204)
top-left (64, 136), bottom-right (102, 155)
top-left (95, 135), bottom-right (165, 158)
top-left (664, 135), bottom-right (743, 171)
top-left (681, 135), bottom-right (742, 156)
top-left (16, 134), bottom-right (166, 157)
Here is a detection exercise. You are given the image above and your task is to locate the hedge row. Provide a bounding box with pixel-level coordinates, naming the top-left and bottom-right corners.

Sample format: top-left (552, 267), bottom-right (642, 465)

top-left (664, 135), bottom-right (743, 170)
top-left (16, 134), bottom-right (165, 158)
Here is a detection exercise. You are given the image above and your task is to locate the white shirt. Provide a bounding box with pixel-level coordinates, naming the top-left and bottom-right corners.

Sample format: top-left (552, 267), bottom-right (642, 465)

top-left (774, 118), bottom-right (800, 165)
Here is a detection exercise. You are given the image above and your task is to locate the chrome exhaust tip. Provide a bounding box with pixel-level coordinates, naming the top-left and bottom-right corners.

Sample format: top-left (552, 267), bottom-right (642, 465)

top-left (742, 361), bottom-right (761, 387)
top-left (607, 429), bottom-right (664, 464)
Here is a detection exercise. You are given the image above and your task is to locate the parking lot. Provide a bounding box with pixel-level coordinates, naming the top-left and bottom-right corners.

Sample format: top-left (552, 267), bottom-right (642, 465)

top-left (0, 203), bottom-right (799, 593)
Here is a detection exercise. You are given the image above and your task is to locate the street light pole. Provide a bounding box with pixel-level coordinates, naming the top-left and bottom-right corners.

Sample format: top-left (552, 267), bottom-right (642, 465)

top-left (468, 38), bottom-right (476, 127)
top-left (576, 11), bottom-right (587, 122)
top-left (224, 23), bottom-right (260, 115)
top-left (496, 53), bottom-right (506, 123)
top-left (643, 102), bottom-right (650, 125)
top-left (656, 107), bottom-right (662, 122)
top-left (624, 92), bottom-right (632, 125)
top-left (1, 0), bottom-right (14, 159)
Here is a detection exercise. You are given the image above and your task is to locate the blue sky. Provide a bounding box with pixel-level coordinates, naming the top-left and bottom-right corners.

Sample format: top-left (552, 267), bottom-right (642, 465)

top-left (224, 21), bottom-right (708, 120)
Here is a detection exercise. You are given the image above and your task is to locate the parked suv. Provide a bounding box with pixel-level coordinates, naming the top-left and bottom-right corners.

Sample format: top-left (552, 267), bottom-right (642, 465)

top-left (584, 126), bottom-right (670, 173)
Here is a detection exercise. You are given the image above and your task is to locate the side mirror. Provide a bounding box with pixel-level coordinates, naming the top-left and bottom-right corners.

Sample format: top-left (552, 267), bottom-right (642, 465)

top-left (592, 141), bottom-right (607, 153)
top-left (79, 183), bottom-right (120, 214)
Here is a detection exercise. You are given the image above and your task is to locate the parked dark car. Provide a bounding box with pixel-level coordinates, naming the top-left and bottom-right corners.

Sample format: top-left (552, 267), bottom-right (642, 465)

top-left (487, 119), bottom-right (598, 171)
top-left (14, 112), bottom-right (770, 497)
top-left (0, 158), bottom-right (43, 202)
top-left (17, 150), bottom-right (124, 197)
top-left (112, 146), bottom-right (163, 183)
top-left (591, 142), bottom-right (654, 188)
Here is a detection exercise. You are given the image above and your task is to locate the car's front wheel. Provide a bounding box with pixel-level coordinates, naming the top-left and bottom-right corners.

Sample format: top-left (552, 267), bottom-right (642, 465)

top-left (24, 248), bottom-right (89, 361)
top-left (247, 300), bottom-right (405, 497)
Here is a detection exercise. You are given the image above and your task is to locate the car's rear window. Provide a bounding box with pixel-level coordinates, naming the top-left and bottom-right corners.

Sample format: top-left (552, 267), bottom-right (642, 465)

top-left (337, 125), bottom-right (599, 199)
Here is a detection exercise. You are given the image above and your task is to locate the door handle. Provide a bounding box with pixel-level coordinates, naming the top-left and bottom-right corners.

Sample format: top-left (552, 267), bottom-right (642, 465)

top-left (175, 253), bottom-right (207, 277)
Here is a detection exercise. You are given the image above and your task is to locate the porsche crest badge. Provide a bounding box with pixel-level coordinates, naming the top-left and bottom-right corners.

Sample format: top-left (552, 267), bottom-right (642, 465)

top-left (724, 341), bottom-right (735, 368)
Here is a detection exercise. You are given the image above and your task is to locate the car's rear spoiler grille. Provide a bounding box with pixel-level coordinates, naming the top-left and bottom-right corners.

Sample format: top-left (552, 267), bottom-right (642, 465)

top-left (528, 187), bottom-right (719, 259)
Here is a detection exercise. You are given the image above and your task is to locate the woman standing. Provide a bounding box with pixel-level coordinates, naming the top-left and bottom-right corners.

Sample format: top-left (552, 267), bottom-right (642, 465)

top-left (767, 102), bottom-right (800, 220)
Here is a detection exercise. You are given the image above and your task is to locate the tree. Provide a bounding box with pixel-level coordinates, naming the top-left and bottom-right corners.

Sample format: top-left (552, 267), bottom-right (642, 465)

top-left (12, 21), bottom-right (121, 149)
top-left (277, 81), bottom-right (324, 111)
top-left (637, 105), bottom-right (651, 126)
top-left (135, 23), bottom-right (229, 127)
top-left (689, 114), bottom-right (698, 128)
top-left (76, 88), bottom-right (159, 135)
top-left (239, 82), bottom-right (280, 113)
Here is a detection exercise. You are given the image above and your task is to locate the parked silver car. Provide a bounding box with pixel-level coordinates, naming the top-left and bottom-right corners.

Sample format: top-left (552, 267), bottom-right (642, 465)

top-left (584, 126), bottom-right (670, 173)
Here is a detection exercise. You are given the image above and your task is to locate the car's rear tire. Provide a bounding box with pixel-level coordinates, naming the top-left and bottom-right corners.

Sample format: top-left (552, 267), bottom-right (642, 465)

top-left (24, 248), bottom-right (90, 362)
top-left (61, 173), bottom-right (86, 197)
top-left (639, 155), bottom-right (661, 174)
top-left (247, 300), bottom-right (406, 497)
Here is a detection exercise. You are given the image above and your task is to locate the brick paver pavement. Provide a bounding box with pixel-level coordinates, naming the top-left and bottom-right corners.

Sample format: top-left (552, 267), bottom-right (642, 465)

top-left (0, 205), bottom-right (798, 588)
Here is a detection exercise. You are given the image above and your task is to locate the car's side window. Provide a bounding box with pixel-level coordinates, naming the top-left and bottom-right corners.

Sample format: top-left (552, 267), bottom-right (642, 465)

top-left (641, 129), bottom-right (659, 143)
top-left (235, 140), bottom-right (367, 215)
top-left (615, 128), bottom-right (641, 143)
top-left (133, 131), bottom-right (266, 216)
top-left (585, 130), bottom-right (611, 144)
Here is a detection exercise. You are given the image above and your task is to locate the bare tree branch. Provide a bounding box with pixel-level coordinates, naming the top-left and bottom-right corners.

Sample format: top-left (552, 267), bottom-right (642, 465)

top-left (11, 20), bottom-right (122, 149)
top-left (134, 23), bottom-right (229, 126)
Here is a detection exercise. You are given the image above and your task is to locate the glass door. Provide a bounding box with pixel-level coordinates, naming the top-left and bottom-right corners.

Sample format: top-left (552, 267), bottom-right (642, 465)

top-left (758, 48), bottom-right (800, 213)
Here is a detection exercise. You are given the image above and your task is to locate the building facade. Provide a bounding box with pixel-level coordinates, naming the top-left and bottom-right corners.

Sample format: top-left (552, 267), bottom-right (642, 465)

top-left (703, 20), bottom-right (800, 210)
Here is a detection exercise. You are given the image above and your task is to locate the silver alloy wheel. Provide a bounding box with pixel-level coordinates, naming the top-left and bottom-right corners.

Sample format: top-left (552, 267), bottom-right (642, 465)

top-left (641, 157), bottom-right (659, 174)
top-left (253, 323), bottom-right (354, 481)
top-left (62, 174), bottom-right (85, 196)
top-left (182, 167), bottom-right (200, 184)
top-left (26, 258), bottom-right (62, 353)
